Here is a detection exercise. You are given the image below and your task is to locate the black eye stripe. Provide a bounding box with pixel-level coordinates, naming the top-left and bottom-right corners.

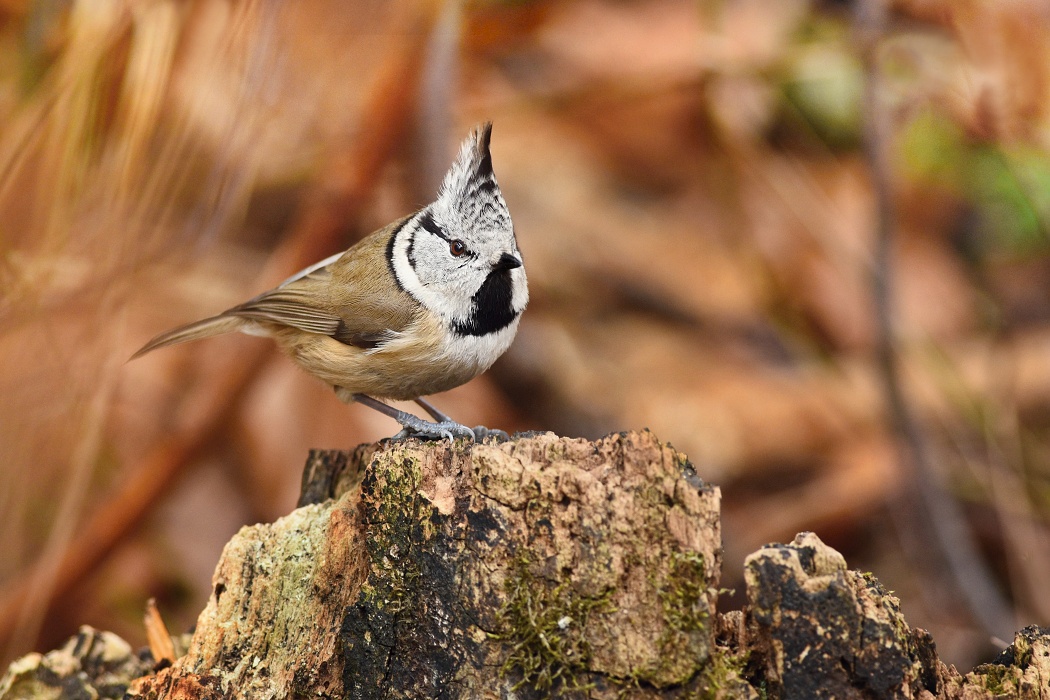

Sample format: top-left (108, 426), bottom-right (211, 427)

top-left (419, 210), bottom-right (481, 259)
top-left (419, 211), bottom-right (449, 241)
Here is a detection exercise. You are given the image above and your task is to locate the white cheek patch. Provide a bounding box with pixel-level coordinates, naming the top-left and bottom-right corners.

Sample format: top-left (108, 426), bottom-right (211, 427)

top-left (391, 215), bottom-right (499, 326)
top-left (391, 222), bottom-right (446, 314)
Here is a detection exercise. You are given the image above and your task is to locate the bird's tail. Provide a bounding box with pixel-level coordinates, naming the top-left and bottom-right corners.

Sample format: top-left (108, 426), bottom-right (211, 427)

top-left (130, 314), bottom-right (244, 360)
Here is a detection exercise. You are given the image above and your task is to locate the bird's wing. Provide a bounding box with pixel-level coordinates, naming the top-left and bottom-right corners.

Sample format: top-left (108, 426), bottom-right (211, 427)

top-left (323, 222), bottom-right (422, 345)
top-left (228, 223), bottom-right (420, 346)
top-left (225, 258), bottom-right (342, 335)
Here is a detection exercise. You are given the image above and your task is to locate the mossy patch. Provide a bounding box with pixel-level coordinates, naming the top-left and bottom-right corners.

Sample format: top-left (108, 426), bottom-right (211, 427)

top-left (493, 549), bottom-right (615, 694)
top-left (972, 663), bottom-right (1016, 695)
top-left (622, 549), bottom-right (717, 685)
top-left (615, 645), bottom-right (755, 700)
top-left (692, 646), bottom-right (754, 700)
top-left (660, 550), bottom-right (711, 634)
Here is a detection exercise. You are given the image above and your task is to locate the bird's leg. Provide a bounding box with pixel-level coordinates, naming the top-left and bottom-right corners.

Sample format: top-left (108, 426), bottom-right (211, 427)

top-left (351, 393), bottom-right (475, 442)
top-left (414, 397), bottom-right (453, 423)
top-left (414, 397), bottom-right (510, 442)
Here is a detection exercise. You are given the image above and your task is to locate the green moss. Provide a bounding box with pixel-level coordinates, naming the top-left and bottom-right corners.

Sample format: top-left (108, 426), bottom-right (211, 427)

top-left (492, 550), bottom-right (615, 694)
top-left (1011, 635), bottom-right (1034, 669)
top-left (660, 551), bottom-right (711, 634)
top-left (972, 662), bottom-right (1027, 695)
top-left (598, 550), bottom-right (719, 689)
top-left (636, 549), bottom-right (716, 683)
top-left (693, 646), bottom-right (752, 700)
top-left (615, 645), bottom-right (753, 700)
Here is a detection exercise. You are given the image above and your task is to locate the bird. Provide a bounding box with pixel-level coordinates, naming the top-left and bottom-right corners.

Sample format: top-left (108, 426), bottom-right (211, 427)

top-left (132, 123), bottom-right (527, 441)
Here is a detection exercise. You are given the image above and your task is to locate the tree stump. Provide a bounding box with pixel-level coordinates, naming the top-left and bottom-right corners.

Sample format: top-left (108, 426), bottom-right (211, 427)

top-left (137, 430), bottom-right (724, 698)
top-left (4, 430), bottom-right (1050, 699)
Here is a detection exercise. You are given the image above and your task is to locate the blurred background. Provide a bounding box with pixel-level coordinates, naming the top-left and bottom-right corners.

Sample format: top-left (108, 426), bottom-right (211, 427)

top-left (1, 0), bottom-right (1049, 673)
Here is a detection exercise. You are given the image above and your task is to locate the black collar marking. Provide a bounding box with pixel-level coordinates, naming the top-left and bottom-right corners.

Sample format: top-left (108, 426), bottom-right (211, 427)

top-left (385, 217), bottom-right (412, 293)
top-left (452, 268), bottom-right (518, 337)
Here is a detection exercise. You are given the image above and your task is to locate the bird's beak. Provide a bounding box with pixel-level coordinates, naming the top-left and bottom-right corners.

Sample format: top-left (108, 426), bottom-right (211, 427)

top-left (493, 252), bottom-right (522, 271)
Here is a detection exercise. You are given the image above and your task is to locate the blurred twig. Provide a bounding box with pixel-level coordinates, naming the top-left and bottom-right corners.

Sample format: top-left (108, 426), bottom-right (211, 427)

top-left (935, 339), bottom-right (1050, 625)
top-left (0, 0), bottom-right (443, 656)
top-left (857, 0), bottom-right (1015, 643)
top-left (144, 598), bottom-right (176, 665)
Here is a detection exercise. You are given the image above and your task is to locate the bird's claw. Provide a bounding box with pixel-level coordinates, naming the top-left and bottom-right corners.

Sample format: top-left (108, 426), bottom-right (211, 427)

top-left (392, 416), bottom-right (476, 442)
top-left (472, 426), bottom-right (510, 443)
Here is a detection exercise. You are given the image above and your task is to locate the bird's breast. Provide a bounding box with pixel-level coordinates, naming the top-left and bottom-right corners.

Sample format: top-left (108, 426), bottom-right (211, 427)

top-left (271, 310), bottom-right (519, 400)
top-left (441, 313), bottom-right (521, 374)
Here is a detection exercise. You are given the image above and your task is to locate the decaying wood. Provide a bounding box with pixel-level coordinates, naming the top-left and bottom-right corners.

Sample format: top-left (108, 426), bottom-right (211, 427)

top-left (137, 431), bottom-right (722, 698)
top-left (2, 430), bottom-right (1049, 699)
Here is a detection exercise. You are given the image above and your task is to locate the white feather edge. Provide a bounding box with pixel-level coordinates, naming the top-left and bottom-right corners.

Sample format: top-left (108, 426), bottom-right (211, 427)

top-left (277, 250), bottom-right (344, 288)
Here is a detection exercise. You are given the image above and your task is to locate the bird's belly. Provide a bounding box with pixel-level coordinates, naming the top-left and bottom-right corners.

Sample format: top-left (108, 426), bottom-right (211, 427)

top-left (271, 315), bottom-right (519, 401)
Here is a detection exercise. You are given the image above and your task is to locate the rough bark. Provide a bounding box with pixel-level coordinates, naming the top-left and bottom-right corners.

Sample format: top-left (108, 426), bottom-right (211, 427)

top-left (136, 430), bottom-right (724, 699)
top-left (3, 431), bottom-right (1050, 699)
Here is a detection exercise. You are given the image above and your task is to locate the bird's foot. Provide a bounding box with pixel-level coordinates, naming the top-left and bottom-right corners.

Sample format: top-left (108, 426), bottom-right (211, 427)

top-left (390, 414), bottom-right (476, 442)
top-left (470, 426), bottom-right (510, 443)
top-left (349, 393), bottom-right (508, 443)
top-left (350, 393), bottom-right (476, 442)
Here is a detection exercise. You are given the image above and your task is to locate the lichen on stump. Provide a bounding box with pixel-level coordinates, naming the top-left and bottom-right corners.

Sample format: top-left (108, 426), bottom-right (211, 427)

top-left (131, 430), bottom-right (723, 699)
top-left (943, 625), bottom-right (1050, 699)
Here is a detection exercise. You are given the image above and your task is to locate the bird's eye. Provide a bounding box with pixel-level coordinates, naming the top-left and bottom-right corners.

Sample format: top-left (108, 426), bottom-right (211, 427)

top-left (449, 240), bottom-right (468, 257)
